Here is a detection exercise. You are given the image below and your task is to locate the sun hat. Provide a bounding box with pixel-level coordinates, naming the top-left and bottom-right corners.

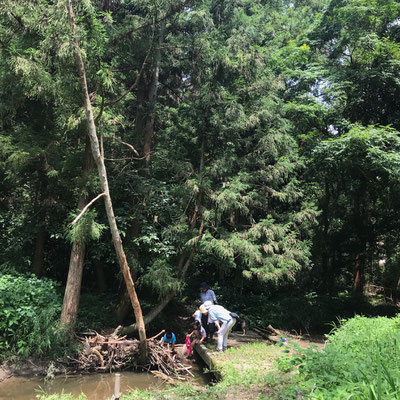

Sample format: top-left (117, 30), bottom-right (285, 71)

top-left (199, 305), bottom-right (208, 314)
top-left (203, 300), bottom-right (212, 309)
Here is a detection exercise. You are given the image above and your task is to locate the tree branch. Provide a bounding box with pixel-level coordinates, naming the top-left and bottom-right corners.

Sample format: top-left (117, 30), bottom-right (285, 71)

top-left (71, 192), bottom-right (106, 225)
top-left (103, 44), bottom-right (153, 107)
top-left (109, 1), bottom-right (187, 45)
top-left (111, 135), bottom-right (140, 157)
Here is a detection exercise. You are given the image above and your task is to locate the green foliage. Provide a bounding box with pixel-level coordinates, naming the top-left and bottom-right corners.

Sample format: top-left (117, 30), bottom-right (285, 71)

top-left (0, 274), bottom-right (72, 360)
top-left (287, 315), bottom-right (400, 399)
top-left (140, 259), bottom-right (181, 299)
top-left (66, 210), bottom-right (106, 245)
top-left (37, 394), bottom-right (87, 400)
top-left (308, 125), bottom-right (400, 294)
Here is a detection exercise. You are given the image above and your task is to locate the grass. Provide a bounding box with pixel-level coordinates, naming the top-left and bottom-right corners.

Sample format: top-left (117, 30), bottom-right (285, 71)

top-left (36, 340), bottom-right (302, 400)
top-left (118, 342), bottom-right (293, 400)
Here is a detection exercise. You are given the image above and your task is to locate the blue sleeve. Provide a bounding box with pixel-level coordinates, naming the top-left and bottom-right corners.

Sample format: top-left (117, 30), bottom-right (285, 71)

top-left (172, 333), bottom-right (176, 343)
top-left (162, 334), bottom-right (167, 342)
top-left (211, 290), bottom-right (217, 303)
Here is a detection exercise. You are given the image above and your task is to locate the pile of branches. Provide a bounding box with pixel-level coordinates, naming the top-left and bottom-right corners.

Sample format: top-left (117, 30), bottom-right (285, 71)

top-left (67, 330), bottom-right (193, 381)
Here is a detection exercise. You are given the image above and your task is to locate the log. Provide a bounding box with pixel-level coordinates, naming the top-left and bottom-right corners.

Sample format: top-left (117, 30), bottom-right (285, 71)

top-left (252, 327), bottom-right (280, 343)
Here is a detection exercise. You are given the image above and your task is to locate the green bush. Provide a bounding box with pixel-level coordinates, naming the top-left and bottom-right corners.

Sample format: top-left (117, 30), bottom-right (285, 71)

top-left (286, 315), bottom-right (400, 399)
top-left (0, 274), bottom-right (70, 360)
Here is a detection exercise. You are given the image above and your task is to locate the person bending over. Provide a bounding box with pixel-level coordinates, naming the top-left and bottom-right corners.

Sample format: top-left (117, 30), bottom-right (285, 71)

top-left (200, 303), bottom-right (236, 353)
top-left (160, 329), bottom-right (176, 351)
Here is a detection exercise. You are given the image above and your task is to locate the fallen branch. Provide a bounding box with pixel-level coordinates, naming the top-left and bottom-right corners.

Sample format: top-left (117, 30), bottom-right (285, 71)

top-left (148, 329), bottom-right (165, 341)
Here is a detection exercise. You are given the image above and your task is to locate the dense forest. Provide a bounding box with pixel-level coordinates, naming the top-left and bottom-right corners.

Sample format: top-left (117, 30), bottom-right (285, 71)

top-left (1, 0), bottom-right (400, 376)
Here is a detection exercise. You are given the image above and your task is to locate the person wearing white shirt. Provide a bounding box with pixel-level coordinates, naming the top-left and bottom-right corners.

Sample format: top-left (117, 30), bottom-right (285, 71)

top-left (199, 303), bottom-right (236, 352)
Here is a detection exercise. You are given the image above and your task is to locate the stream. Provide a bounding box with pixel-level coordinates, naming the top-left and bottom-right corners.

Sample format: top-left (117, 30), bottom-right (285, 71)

top-left (0, 372), bottom-right (164, 400)
top-left (0, 360), bottom-right (208, 400)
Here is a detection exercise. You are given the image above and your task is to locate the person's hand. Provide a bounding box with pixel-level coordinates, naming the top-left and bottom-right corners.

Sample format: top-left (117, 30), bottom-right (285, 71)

top-left (217, 329), bottom-right (220, 334)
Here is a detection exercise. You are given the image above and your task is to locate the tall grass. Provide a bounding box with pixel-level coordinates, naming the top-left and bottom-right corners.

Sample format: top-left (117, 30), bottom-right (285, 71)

top-left (285, 315), bottom-right (400, 399)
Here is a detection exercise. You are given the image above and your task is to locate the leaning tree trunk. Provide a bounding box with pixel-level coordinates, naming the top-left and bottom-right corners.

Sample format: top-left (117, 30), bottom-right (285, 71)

top-left (66, 0), bottom-right (147, 360)
top-left (61, 139), bottom-right (93, 328)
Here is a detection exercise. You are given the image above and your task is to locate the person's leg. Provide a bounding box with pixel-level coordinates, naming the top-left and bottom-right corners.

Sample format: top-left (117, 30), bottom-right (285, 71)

top-left (208, 321), bottom-right (215, 339)
top-left (190, 339), bottom-right (198, 355)
top-left (222, 318), bottom-right (236, 350)
top-left (217, 321), bottom-right (228, 351)
top-left (201, 314), bottom-right (209, 339)
top-left (207, 314), bottom-right (214, 340)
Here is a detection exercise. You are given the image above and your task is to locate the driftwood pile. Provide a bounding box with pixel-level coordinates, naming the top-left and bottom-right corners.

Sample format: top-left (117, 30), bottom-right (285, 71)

top-left (67, 330), bottom-right (193, 381)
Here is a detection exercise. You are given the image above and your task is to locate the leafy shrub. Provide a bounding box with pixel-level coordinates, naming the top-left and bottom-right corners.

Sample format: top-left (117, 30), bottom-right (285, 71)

top-left (286, 315), bottom-right (400, 399)
top-left (0, 274), bottom-right (70, 360)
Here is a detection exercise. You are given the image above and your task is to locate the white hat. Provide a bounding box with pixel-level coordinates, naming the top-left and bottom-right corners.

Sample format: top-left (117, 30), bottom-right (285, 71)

top-left (199, 305), bottom-right (207, 314)
top-left (203, 301), bottom-right (212, 309)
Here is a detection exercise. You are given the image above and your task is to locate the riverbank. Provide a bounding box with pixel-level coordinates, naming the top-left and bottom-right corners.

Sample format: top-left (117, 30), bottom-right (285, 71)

top-left (117, 340), bottom-right (296, 400)
top-left (2, 331), bottom-right (322, 400)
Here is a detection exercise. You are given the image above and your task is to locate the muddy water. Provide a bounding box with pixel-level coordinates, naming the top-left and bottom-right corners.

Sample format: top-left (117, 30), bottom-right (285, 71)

top-left (0, 372), bottom-right (164, 400)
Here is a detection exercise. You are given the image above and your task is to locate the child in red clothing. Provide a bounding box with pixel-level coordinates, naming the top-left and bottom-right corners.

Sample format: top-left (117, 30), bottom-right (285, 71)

top-left (186, 321), bottom-right (206, 357)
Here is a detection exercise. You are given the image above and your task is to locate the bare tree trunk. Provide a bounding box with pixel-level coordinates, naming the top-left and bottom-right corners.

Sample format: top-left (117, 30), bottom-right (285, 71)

top-left (143, 24), bottom-right (164, 168)
top-left (61, 140), bottom-right (93, 328)
top-left (66, 0), bottom-right (147, 360)
top-left (61, 237), bottom-right (87, 326)
top-left (115, 28), bottom-right (163, 323)
top-left (352, 253), bottom-right (364, 294)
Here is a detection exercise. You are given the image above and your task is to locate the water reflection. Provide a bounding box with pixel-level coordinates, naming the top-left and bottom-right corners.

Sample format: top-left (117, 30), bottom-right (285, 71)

top-left (0, 372), bottom-right (164, 400)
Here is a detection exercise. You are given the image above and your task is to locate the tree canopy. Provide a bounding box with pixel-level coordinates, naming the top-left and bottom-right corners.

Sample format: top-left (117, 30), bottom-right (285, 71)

top-left (0, 0), bottom-right (400, 344)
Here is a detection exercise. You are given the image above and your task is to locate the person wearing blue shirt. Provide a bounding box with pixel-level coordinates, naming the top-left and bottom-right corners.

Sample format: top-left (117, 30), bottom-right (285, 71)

top-left (200, 282), bottom-right (217, 304)
top-left (200, 282), bottom-right (217, 341)
top-left (160, 329), bottom-right (176, 351)
top-left (200, 303), bottom-right (236, 353)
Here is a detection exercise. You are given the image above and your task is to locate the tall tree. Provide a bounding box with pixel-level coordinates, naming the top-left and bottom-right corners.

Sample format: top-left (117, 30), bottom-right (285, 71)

top-left (66, 0), bottom-right (147, 358)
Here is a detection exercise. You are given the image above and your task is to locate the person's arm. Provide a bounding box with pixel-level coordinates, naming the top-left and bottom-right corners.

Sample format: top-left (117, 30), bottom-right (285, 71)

top-left (214, 321), bottom-right (221, 333)
top-left (171, 333), bottom-right (176, 350)
top-left (200, 330), bottom-right (206, 343)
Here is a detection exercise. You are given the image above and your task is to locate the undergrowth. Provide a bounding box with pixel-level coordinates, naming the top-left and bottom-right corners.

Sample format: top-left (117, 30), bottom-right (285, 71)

top-left (281, 315), bottom-right (400, 399)
top-left (0, 273), bottom-right (76, 361)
